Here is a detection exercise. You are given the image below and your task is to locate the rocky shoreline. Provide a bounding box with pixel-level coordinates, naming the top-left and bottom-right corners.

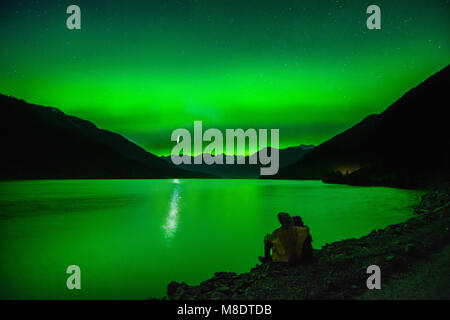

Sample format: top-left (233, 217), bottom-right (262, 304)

top-left (167, 186), bottom-right (450, 300)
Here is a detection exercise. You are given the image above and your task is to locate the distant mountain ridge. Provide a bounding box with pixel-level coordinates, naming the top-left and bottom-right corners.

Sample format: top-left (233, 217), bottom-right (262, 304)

top-left (0, 95), bottom-right (211, 179)
top-left (265, 65), bottom-right (450, 188)
top-left (162, 145), bottom-right (315, 178)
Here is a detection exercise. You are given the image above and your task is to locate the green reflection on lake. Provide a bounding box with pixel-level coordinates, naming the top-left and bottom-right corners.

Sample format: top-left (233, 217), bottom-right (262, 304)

top-left (0, 179), bottom-right (423, 299)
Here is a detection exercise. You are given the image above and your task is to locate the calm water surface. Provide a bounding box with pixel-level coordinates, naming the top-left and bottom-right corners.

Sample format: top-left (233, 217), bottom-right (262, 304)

top-left (0, 179), bottom-right (423, 299)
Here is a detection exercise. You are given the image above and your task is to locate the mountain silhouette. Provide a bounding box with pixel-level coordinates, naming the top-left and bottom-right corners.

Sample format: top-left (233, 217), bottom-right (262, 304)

top-left (0, 95), bottom-right (213, 179)
top-left (265, 65), bottom-right (450, 188)
top-left (162, 145), bottom-right (314, 178)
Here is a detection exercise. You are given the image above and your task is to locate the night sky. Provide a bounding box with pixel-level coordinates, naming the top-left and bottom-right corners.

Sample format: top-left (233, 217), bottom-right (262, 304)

top-left (0, 0), bottom-right (449, 155)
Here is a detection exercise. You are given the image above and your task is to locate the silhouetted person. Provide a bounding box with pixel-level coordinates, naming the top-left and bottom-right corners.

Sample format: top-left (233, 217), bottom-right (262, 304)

top-left (292, 216), bottom-right (313, 260)
top-left (259, 212), bottom-right (310, 264)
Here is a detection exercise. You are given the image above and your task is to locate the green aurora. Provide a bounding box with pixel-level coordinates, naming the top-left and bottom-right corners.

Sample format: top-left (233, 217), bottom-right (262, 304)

top-left (0, 0), bottom-right (449, 155)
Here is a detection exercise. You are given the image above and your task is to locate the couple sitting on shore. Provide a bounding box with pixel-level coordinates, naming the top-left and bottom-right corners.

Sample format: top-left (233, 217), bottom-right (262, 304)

top-left (259, 212), bottom-right (313, 264)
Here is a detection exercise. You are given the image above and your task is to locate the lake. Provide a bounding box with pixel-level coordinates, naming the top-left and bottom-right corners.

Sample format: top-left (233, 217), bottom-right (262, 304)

top-left (0, 179), bottom-right (422, 299)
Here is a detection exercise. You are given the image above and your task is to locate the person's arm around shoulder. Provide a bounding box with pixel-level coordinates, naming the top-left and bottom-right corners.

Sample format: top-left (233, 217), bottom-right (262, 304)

top-left (304, 225), bottom-right (310, 235)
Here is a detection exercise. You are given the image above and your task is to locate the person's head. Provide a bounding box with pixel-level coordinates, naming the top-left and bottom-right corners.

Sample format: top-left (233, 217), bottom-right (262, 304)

top-left (292, 216), bottom-right (304, 227)
top-left (277, 212), bottom-right (293, 227)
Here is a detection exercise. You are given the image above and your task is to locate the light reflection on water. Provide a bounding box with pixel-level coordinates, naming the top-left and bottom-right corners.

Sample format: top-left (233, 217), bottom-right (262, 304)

top-left (0, 179), bottom-right (423, 299)
top-left (163, 182), bottom-right (181, 241)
